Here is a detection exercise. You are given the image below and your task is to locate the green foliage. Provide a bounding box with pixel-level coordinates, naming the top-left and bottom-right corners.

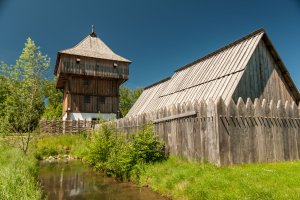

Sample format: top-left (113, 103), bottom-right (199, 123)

top-left (0, 76), bottom-right (9, 121)
top-left (41, 79), bottom-right (62, 120)
top-left (32, 134), bottom-right (89, 159)
top-left (138, 157), bottom-right (300, 200)
top-left (87, 124), bottom-right (116, 170)
top-left (0, 141), bottom-right (42, 200)
top-left (0, 38), bottom-right (50, 153)
top-left (105, 135), bottom-right (135, 179)
top-left (133, 125), bottom-right (166, 163)
top-left (87, 123), bottom-right (166, 180)
top-left (119, 86), bottom-right (143, 116)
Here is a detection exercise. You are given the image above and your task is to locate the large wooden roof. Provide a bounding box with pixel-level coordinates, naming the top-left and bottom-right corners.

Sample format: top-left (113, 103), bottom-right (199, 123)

top-left (127, 29), bottom-right (299, 117)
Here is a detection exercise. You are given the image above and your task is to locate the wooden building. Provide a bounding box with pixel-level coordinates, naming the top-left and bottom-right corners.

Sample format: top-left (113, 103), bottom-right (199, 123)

top-left (54, 30), bottom-right (131, 120)
top-left (127, 29), bottom-right (300, 116)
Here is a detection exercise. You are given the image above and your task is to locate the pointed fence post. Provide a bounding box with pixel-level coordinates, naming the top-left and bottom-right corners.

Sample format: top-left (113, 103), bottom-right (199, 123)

top-left (283, 101), bottom-right (291, 161)
top-left (254, 98), bottom-right (265, 163)
top-left (217, 97), bottom-right (230, 165)
top-left (269, 100), bottom-right (279, 161)
top-left (237, 97), bottom-right (249, 164)
top-left (193, 100), bottom-right (201, 161)
top-left (263, 99), bottom-right (275, 162)
top-left (207, 98), bottom-right (220, 166)
top-left (246, 98), bottom-right (255, 163)
top-left (200, 100), bottom-right (208, 162)
top-left (228, 99), bottom-right (240, 164)
top-left (186, 101), bottom-right (195, 160)
top-left (171, 104), bottom-right (177, 156)
top-left (276, 100), bottom-right (286, 161)
top-left (286, 101), bottom-right (298, 160)
top-left (291, 101), bottom-right (299, 160)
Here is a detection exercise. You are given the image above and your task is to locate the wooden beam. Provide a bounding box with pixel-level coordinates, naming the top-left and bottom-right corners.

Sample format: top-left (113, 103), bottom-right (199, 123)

top-left (153, 111), bottom-right (197, 123)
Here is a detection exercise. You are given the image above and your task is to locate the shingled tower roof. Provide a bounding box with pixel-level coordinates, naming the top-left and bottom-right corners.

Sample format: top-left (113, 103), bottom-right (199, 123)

top-left (55, 30), bottom-right (131, 75)
top-left (59, 33), bottom-right (131, 63)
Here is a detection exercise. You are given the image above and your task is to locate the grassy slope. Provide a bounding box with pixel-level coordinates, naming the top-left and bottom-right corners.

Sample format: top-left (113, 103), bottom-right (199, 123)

top-left (32, 134), bottom-right (89, 159)
top-left (0, 142), bottom-right (42, 200)
top-left (139, 157), bottom-right (300, 200)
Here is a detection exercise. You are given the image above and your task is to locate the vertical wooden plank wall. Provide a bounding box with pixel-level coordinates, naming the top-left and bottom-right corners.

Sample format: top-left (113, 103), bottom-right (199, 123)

top-left (232, 40), bottom-right (296, 103)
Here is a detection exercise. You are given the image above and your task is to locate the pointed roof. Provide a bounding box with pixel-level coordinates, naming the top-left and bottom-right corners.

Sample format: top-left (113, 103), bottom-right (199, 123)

top-left (126, 29), bottom-right (299, 116)
top-left (54, 31), bottom-right (131, 75)
top-left (59, 32), bottom-right (131, 63)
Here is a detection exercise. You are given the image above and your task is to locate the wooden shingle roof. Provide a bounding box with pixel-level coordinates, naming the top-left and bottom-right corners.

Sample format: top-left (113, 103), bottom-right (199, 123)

top-left (59, 33), bottom-right (131, 62)
top-left (55, 32), bottom-right (131, 75)
top-left (127, 29), bottom-right (299, 117)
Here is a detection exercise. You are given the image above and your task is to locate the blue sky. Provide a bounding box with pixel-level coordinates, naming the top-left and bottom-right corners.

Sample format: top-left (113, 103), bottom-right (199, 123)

top-left (0, 0), bottom-right (299, 89)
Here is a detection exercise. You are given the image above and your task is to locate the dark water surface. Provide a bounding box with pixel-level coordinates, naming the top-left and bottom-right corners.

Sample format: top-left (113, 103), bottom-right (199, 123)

top-left (39, 160), bottom-right (166, 200)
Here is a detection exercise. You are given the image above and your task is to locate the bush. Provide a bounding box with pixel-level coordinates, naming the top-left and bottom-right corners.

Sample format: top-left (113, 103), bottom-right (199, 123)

top-left (133, 125), bottom-right (166, 163)
top-left (87, 123), bottom-right (167, 180)
top-left (105, 136), bottom-right (135, 179)
top-left (87, 124), bottom-right (116, 170)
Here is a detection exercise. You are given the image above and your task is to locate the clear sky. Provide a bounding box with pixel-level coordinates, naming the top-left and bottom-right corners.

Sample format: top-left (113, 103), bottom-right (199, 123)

top-left (0, 0), bottom-right (299, 89)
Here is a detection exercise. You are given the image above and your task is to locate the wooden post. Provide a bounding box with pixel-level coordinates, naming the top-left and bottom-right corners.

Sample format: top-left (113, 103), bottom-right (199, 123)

top-left (207, 98), bottom-right (220, 166)
top-left (254, 98), bottom-right (265, 163)
top-left (291, 101), bottom-right (299, 160)
top-left (217, 97), bottom-right (230, 165)
top-left (283, 101), bottom-right (291, 160)
top-left (276, 100), bottom-right (286, 161)
top-left (228, 99), bottom-right (239, 164)
top-left (200, 100), bottom-right (208, 162)
top-left (246, 98), bottom-right (256, 163)
top-left (237, 97), bottom-right (249, 164)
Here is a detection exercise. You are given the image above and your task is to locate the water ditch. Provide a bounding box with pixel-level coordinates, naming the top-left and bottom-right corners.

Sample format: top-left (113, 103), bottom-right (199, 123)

top-left (39, 160), bottom-right (167, 200)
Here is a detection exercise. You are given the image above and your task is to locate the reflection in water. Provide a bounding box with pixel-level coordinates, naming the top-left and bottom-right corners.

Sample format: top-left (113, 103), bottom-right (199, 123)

top-left (39, 160), bottom-right (166, 200)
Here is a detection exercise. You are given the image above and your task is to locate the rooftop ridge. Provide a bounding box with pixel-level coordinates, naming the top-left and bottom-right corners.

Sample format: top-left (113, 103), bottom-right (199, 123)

top-left (144, 77), bottom-right (171, 90)
top-left (174, 28), bottom-right (265, 73)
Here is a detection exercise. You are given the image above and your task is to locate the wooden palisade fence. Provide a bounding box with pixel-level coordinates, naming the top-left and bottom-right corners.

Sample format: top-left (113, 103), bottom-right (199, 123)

top-left (114, 97), bottom-right (300, 166)
top-left (39, 120), bottom-right (94, 134)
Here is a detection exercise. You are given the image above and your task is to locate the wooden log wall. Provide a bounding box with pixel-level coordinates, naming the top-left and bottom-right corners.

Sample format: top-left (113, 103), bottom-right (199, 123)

top-left (67, 77), bottom-right (119, 113)
top-left (113, 97), bottom-right (300, 166)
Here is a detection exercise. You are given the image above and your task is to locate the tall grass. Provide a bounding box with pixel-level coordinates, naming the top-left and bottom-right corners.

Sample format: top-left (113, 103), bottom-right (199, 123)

top-left (139, 157), bottom-right (300, 200)
top-left (32, 134), bottom-right (89, 159)
top-left (0, 142), bottom-right (42, 200)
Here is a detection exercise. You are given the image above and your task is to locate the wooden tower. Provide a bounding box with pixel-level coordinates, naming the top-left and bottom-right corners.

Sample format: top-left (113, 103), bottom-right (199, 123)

top-left (54, 29), bottom-right (131, 120)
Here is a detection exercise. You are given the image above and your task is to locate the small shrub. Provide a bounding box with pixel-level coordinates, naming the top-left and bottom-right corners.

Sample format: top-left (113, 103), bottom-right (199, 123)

top-left (132, 124), bottom-right (166, 163)
top-left (86, 124), bottom-right (116, 170)
top-left (87, 123), bottom-right (167, 180)
top-left (106, 136), bottom-right (135, 180)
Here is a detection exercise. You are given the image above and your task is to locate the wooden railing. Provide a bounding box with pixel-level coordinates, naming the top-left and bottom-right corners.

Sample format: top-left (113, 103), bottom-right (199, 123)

top-left (58, 61), bottom-right (128, 79)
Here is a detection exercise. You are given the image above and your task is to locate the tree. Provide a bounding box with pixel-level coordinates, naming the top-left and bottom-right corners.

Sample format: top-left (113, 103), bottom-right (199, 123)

top-left (119, 86), bottom-right (143, 116)
top-left (0, 38), bottom-right (50, 153)
top-left (41, 79), bottom-right (62, 120)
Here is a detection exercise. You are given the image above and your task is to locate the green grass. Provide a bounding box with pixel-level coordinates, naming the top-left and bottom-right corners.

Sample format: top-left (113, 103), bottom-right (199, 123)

top-left (0, 142), bottom-right (42, 200)
top-left (139, 157), bottom-right (300, 200)
top-left (32, 134), bottom-right (89, 159)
